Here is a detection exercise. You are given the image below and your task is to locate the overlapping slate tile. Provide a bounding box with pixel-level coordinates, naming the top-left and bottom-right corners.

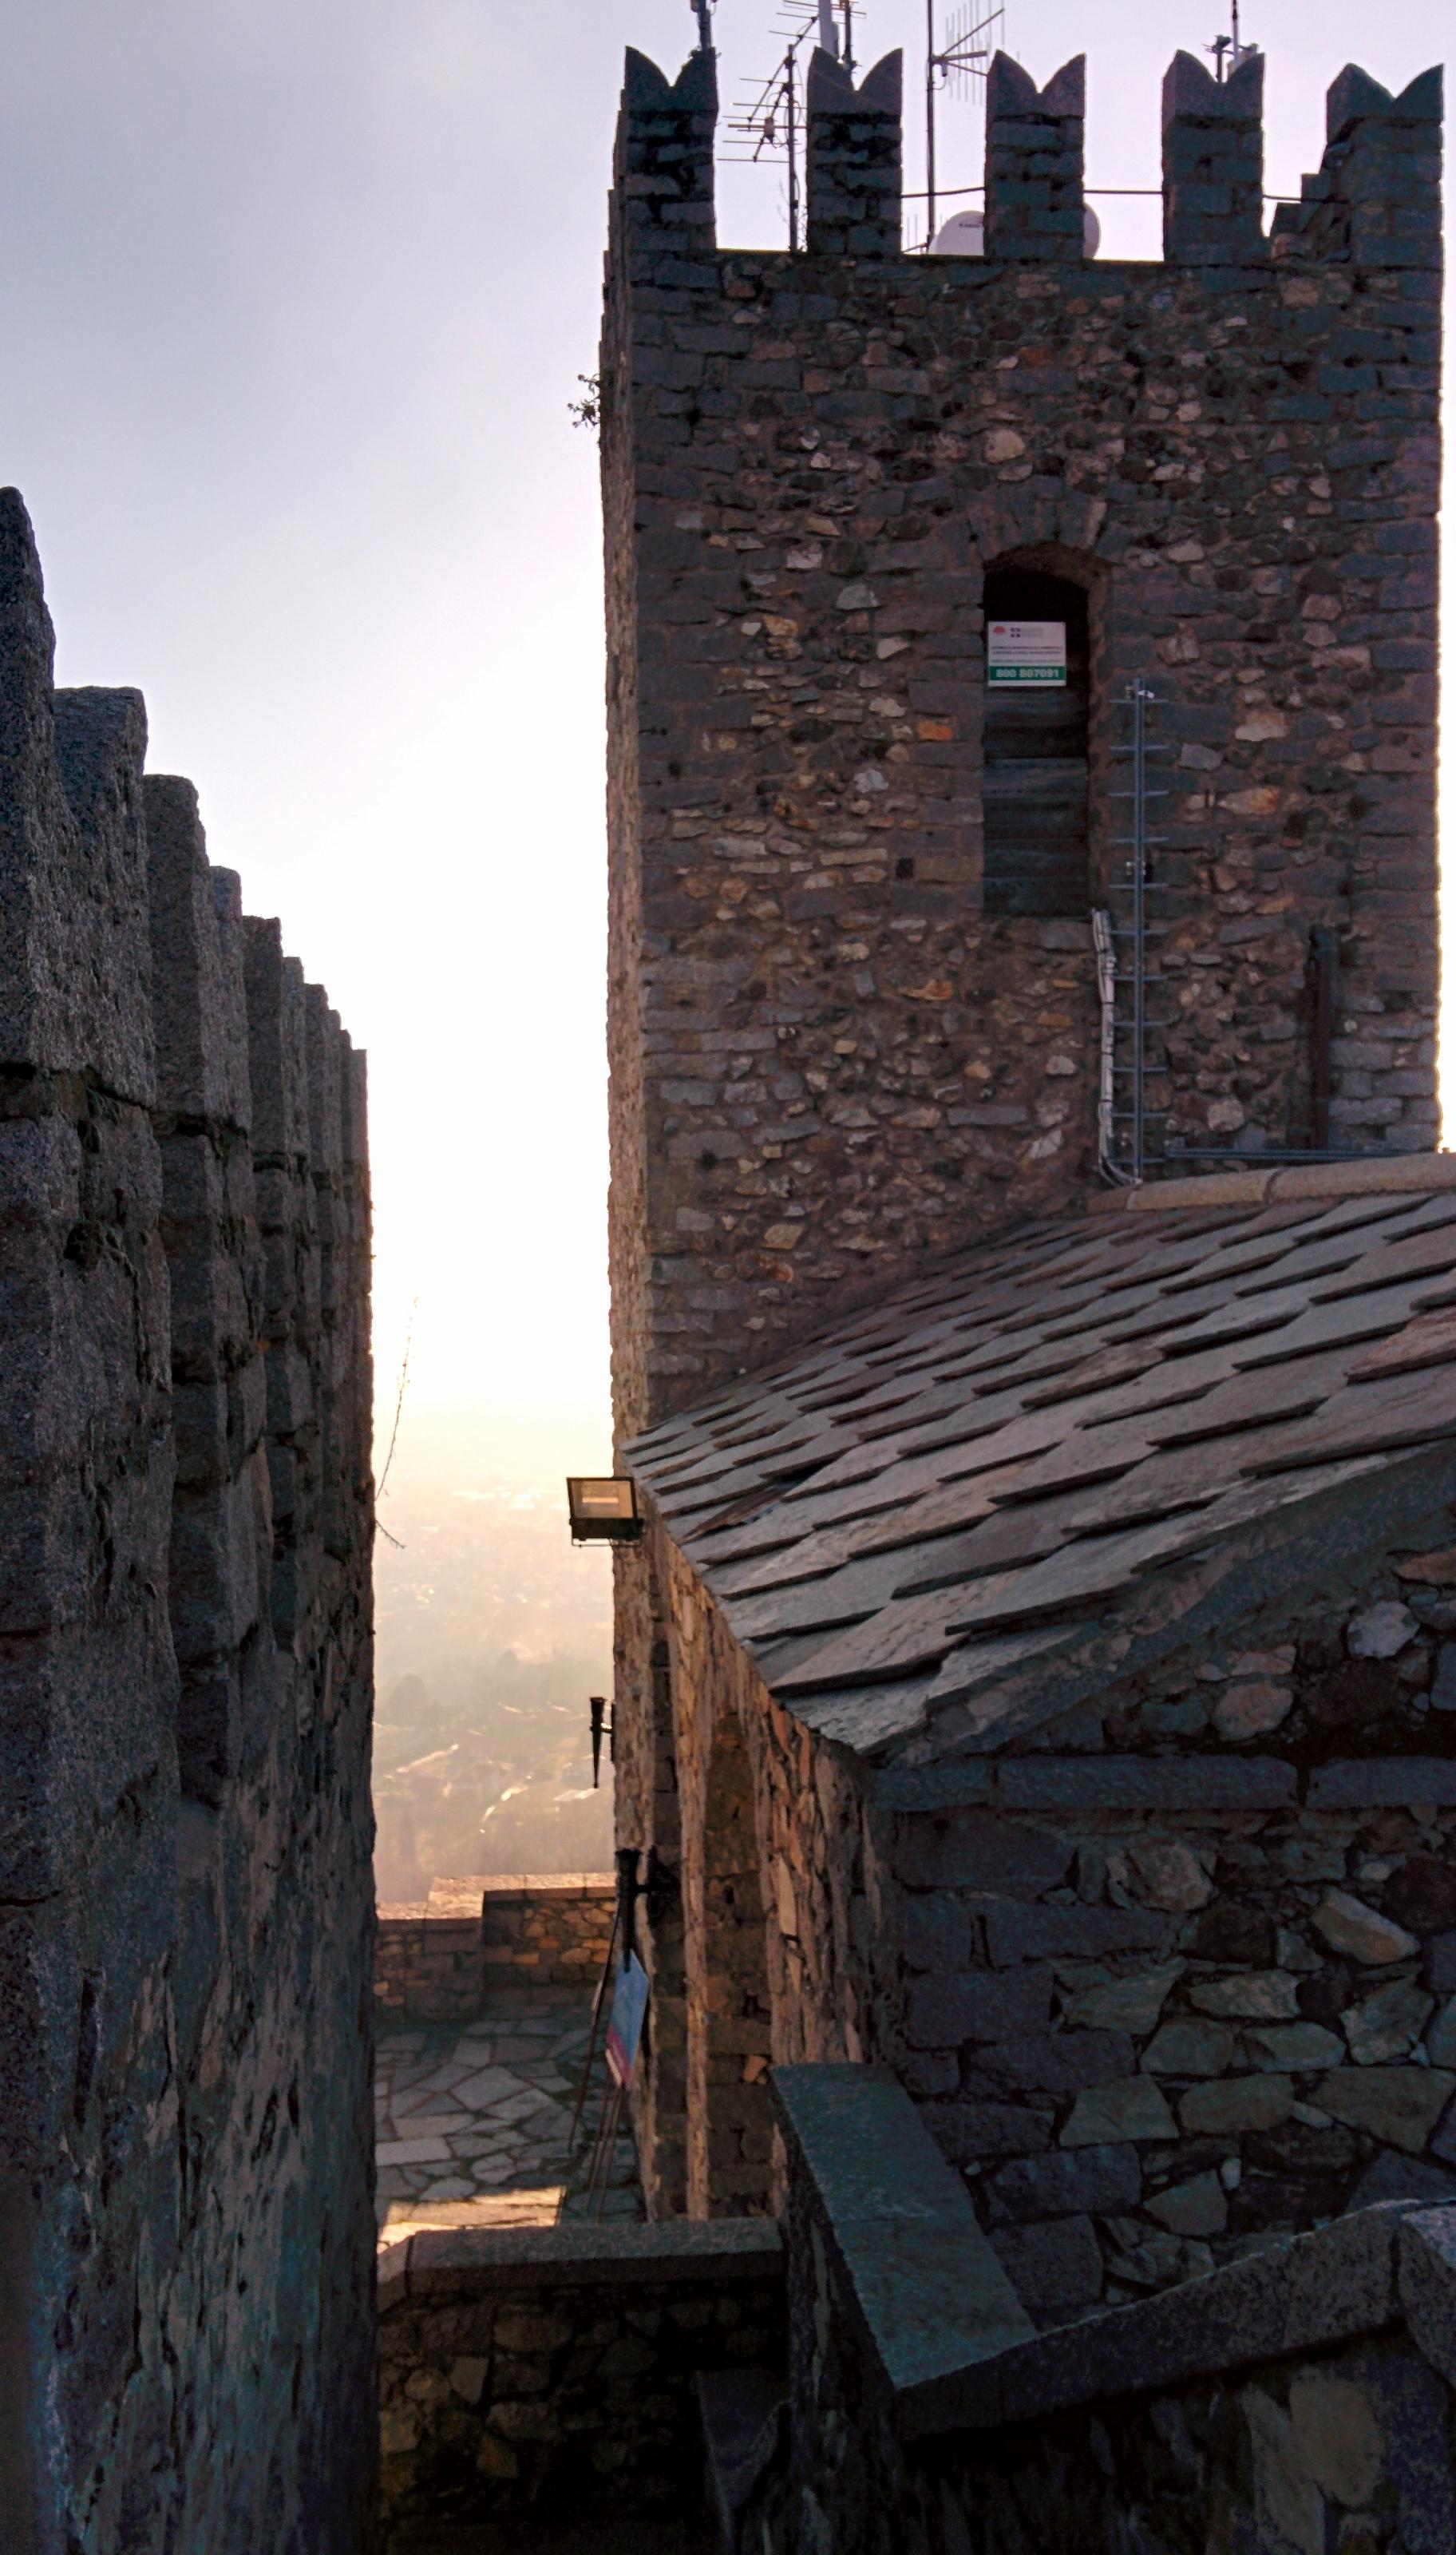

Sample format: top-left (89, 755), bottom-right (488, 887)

top-left (1351, 1306), bottom-right (1456, 1381)
top-left (845, 1462), bottom-right (1031, 1559)
top-left (770, 1585), bottom-right (975, 1693)
top-left (627, 1175), bottom-right (1456, 1762)
top-left (1143, 1345), bottom-right (1355, 1449)
top-left (725, 1543), bottom-right (937, 1645)
top-left (1230, 1277), bottom-right (1434, 1371)
top-left (1241, 1367), bottom-right (1456, 1472)
top-left (1312, 1222), bottom-right (1456, 1302)
top-left (944, 1511), bottom-right (1216, 1640)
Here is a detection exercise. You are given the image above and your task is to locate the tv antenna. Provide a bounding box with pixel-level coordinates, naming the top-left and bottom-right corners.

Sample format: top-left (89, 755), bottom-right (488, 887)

top-left (727, 3), bottom-right (868, 248)
top-left (923, 0), bottom-right (1003, 244)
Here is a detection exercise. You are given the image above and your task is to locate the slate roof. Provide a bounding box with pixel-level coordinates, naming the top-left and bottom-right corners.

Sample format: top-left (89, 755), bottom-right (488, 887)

top-left (625, 1164), bottom-right (1456, 1770)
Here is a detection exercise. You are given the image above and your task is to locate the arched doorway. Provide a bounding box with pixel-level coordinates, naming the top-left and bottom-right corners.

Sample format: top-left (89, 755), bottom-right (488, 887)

top-left (685, 1696), bottom-right (774, 2220)
top-left (982, 564), bottom-right (1090, 917)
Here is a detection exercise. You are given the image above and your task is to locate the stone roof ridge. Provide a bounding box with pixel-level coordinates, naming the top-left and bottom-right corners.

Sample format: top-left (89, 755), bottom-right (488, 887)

top-left (1095, 1155), bottom-right (1456, 1218)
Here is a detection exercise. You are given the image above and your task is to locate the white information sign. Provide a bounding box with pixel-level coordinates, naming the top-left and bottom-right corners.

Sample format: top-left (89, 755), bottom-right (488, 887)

top-left (987, 619), bottom-right (1066, 686)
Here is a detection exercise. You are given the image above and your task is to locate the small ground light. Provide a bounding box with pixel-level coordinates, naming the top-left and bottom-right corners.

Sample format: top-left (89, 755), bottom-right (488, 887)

top-left (565, 1476), bottom-right (643, 1546)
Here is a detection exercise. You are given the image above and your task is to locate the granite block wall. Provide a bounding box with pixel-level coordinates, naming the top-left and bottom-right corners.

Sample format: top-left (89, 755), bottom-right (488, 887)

top-left (892, 1486), bottom-right (1456, 2322)
top-left (375, 1877), bottom-right (616, 2022)
top-left (603, 49), bottom-right (1442, 1440)
top-left (615, 1515), bottom-right (900, 2222)
top-left (376, 2220), bottom-right (784, 2540)
top-left (617, 1463), bottom-right (1456, 2275)
top-left (763, 2063), bottom-right (1456, 2555)
top-left (0, 490), bottom-right (376, 2555)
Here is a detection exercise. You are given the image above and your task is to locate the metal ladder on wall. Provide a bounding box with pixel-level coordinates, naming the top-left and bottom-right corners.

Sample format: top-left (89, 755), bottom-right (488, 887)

top-left (1095, 677), bottom-right (1173, 1188)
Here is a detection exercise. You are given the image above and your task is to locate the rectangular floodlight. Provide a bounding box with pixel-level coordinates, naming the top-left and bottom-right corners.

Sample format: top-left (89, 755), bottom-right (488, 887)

top-left (566, 1476), bottom-right (643, 1545)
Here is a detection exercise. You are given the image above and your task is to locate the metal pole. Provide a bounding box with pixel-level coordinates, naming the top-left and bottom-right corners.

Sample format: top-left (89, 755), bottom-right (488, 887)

top-left (568, 1903), bottom-right (621, 2147)
top-left (925, 0), bottom-right (937, 243)
top-left (842, 0), bottom-right (855, 76)
top-left (1308, 926), bottom-right (1337, 1152)
top-left (786, 49), bottom-right (800, 252)
top-left (1131, 677), bottom-right (1148, 1185)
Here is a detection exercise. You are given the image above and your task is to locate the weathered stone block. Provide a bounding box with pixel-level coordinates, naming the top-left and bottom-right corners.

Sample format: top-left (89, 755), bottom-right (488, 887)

top-left (905, 1968), bottom-right (1054, 2049)
top-left (983, 2144), bottom-right (1142, 2225)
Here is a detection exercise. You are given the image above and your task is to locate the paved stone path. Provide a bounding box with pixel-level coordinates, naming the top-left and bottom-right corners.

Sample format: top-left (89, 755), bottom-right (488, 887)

top-left (376, 1987), bottom-right (642, 2233)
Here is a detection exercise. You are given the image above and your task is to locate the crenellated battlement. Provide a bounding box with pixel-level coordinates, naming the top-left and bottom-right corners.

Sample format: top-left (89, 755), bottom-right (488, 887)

top-left (1161, 50), bottom-right (1266, 265)
top-left (609, 42), bottom-right (1442, 275)
top-left (804, 48), bottom-right (902, 259)
top-left (985, 52), bottom-right (1086, 263)
top-left (1278, 63), bottom-right (1443, 267)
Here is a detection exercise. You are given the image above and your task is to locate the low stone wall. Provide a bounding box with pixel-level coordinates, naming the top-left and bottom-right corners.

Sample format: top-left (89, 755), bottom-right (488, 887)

top-left (764, 2063), bottom-right (1456, 2555)
top-left (376, 1875), bottom-right (615, 2022)
top-left (377, 2220), bottom-right (785, 2539)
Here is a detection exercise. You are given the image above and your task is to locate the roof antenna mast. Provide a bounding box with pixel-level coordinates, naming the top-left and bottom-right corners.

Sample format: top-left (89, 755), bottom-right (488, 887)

top-left (923, 0), bottom-right (1003, 245)
top-left (693, 0), bottom-right (714, 53)
top-left (730, 3), bottom-right (851, 252)
top-left (813, 0), bottom-right (856, 73)
top-left (1206, 0), bottom-right (1254, 81)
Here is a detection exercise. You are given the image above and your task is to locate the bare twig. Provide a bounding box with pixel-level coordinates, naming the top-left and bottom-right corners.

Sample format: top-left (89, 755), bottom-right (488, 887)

top-left (374, 1297), bottom-right (417, 1543)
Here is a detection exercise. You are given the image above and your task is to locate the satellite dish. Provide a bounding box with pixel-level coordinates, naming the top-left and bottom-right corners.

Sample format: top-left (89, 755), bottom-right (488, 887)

top-left (928, 208), bottom-right (984, 255)
top-left (928, 204), bottom-right (1102, 256)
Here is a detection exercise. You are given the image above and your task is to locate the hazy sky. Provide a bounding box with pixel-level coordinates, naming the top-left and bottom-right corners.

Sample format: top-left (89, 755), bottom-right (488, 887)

top-left (0, 0), bottom-right (1445, 1492)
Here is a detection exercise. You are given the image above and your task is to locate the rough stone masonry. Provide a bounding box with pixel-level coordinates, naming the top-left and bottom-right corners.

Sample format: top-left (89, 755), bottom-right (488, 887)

top-left (602, 43), bottom-right (1441, 1441)
top-left (0, 490), bottom-right (376, 2555)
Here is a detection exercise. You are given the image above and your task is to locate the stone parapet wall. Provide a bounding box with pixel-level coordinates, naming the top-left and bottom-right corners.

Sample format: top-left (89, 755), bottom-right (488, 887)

top-left (762, 2064), bottom-right (1456, 2555)
top-left (0, 492), bottom-right (374, 2555)
top-left (377, 2218), bottom-right (784, 2539)
top-left (376, 1876), bottom-right (616, 2022)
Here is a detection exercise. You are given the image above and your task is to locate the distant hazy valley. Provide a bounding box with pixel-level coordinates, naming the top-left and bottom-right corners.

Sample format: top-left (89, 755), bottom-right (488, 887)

top-left (372, 1413), bottom-right (615, 1901)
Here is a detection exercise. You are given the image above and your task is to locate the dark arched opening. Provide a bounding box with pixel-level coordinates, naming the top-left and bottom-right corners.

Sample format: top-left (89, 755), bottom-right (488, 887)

top-left (982, 565), bottom-right (1090, 917)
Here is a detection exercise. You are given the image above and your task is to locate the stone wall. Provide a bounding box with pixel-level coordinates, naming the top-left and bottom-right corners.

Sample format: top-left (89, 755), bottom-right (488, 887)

top-left (762, 2063), bottom-right (1456, 2555)
top-left (621, 1453), bottom-right (1456, 2268)
top-left (376, 2218), bottom-right (784, 2540)
top-left (615, 1513), bottom-right (903, 2220)
top-left (602, 50), bottom-right (1441, 1440)
top-left (0, 491), bottom-right (375, 2555)
top-left (375, 1876), bottom-right (616, 2023)
top-left (890, 1488), bottom-right (1456, 2319)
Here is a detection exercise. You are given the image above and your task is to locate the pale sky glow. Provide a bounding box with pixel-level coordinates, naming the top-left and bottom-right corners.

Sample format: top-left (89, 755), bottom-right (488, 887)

top-left (0, 0), bottom-right (1446, 1492)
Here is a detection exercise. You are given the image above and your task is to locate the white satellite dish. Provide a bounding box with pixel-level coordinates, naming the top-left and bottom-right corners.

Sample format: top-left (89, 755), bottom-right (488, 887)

top-left (928, 208), bottom-right (985, 255)
top-left (928, 203), bottom-right (1102, 256)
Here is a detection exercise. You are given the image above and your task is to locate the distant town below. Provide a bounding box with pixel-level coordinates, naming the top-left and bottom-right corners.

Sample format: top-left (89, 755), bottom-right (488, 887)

top-left (373, 1437), bottom-right (613, 1899)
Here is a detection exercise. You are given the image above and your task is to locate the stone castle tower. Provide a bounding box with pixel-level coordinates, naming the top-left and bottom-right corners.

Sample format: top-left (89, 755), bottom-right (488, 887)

top-left (602, 42), bottom-right (1442, 1447)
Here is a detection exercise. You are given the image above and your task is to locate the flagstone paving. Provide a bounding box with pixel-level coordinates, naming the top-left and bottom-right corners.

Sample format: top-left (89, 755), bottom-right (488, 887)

top-left (375, 1986), bottom-right (643, 2232)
